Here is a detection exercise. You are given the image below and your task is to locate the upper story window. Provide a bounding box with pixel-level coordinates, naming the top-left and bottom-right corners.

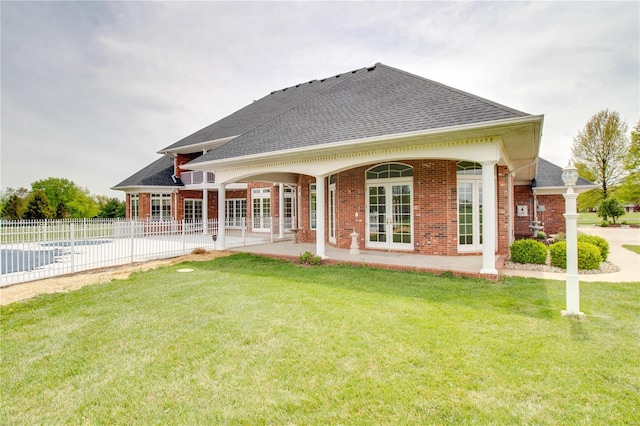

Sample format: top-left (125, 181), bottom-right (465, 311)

top-left (366, 163), bottom-right (413, 179)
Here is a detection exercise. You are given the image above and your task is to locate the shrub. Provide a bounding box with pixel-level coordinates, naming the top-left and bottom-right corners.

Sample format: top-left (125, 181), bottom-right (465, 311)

top-left (509, 239), bottom-right (547, 265)
top-left (578, 242), bottom-right (602, 270)
top-left (299, 251), bottom-right (322, 266)
top-left (600, 220), bottom-right (610, 227)
top-left (191, 247), bottom-right (207, 255)
top-left (554, 232), bottom-right (566, 242)
top-left (598, 197), bottom-right (625, 224)
top-left (549, 242), bottom-right (566, 268)
top-left (578, 234), bottom-right (609, 261)
top-left (536, 231), bottom-right (547, 239)
top-left (549, 241), bottom-right (602, 270)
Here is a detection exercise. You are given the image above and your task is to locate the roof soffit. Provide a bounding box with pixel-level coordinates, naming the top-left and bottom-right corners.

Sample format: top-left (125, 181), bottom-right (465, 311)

top-left (185, 116), bottom-right (542, 173)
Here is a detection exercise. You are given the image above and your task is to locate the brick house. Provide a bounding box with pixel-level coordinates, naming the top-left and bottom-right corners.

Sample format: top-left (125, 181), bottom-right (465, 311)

top-left (113, 63), bottom-right (593, 275)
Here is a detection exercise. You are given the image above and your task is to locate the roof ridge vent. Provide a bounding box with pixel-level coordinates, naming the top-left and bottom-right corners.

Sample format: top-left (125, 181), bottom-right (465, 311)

top-left (367, 65), bottom-right (376, 72)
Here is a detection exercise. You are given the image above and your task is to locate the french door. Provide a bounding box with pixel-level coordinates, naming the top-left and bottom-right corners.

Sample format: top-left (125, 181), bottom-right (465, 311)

top-left (252, 188), bottom-right (271, 232)
top-left (366, 182), bottom-right (413, 250)
top-left (458, 179), bottom-right (483, 251)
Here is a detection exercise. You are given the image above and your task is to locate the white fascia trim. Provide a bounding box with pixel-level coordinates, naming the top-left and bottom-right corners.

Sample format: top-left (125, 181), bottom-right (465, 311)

top-left (159, 135), bottom-right (239, 155)
top-left (110, 186), bottom-right (181, 193)
top-left (189, 115), bottom-right (544, 170)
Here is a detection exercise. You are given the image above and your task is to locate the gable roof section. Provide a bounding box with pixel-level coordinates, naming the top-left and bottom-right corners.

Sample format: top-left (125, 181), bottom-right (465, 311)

top-left (112, 155), bottom-right (182, 189)
top-left (188, 63), bottom-right (531, 164)
top-left (533, 158), bottom-right (593, 189)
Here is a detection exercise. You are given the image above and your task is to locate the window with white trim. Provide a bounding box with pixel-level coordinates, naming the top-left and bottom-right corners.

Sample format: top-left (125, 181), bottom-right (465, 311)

top-left (226, 198), bottom-right (247, 227)
top-left (130, 194), bottom-right (139, 220)
top-left (252, 188), bottom-right (271, 231)
top-left (310, 183), bottom-right (317, 229)
top-left (151, 193), bottom-right (172, 221)
top-left (184, 199), bottom-right (203, 222)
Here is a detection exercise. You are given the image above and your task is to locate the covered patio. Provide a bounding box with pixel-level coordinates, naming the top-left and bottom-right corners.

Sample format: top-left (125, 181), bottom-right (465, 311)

top-left (230, 240), bottom-right (505, 280)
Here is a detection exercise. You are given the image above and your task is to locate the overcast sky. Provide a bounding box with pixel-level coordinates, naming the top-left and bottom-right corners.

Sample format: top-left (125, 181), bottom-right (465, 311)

top-left (1, 1), bottom-right (638, 199)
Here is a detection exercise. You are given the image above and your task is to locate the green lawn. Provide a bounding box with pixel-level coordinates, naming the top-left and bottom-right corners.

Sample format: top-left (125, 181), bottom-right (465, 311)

top-left (623, 244), bottom-right (640, 255)
top-left (578, 211), bottom-right (640, 225)
top-left (2, 254), bottom-right (639, 424)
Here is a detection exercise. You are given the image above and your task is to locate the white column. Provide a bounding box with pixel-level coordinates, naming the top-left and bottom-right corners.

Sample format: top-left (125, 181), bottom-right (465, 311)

top-left (315, 175), bottom-right (327, 259)
top-left (562, 188), bottom-right (582, 316)
top-left (480, 161), bottom-right (498, 275)
top-left (279, 183), bottom-right (285, 239)
top-left (202, 188), bottom-right (208, 234)
top-left (217, 184), bottom-right (226, 250)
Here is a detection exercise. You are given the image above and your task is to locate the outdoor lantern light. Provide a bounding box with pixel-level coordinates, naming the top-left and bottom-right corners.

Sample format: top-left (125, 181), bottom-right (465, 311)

top-left (561, 160), bottom-right (583, 317)
top-left (562, 162), bottom-right (579, 187)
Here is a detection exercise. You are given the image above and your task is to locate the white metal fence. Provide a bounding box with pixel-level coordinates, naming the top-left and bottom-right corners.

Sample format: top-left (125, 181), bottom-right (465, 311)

top-left (1, 218), bottom-right (292, 286)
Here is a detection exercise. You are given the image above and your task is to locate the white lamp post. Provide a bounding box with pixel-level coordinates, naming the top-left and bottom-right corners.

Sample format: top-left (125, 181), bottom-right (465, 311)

top-left (561, 161), bottom-right (583, 317)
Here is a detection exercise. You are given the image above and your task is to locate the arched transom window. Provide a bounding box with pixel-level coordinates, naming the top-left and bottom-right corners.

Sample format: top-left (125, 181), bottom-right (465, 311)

top-left (366, 163), bottom-right (413, 180)
top-left (456, 161), bottom-right (482, 175)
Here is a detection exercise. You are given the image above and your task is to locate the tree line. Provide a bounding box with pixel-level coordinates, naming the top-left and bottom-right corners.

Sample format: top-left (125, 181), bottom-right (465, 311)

top-left (572, 110), bottom-right (639, 224)
top-left (0, 178), bottom-right (125, 220)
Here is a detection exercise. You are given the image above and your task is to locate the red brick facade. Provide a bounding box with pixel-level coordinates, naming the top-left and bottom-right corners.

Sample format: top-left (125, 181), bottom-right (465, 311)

top-left (294, 160), bottom-right (510, 256)
top-left (125, 159), bottom-right (540, 256)
top-left (514, 184), bottom-right (566, 239)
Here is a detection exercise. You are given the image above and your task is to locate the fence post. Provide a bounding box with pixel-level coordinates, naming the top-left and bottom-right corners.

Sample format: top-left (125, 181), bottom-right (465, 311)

top-left (83, 218), bottom-right (87, 239)
top-left (270, 217), bottom-right (274, 243)
top-left (241, 217), bottom-right (246, 245)
top-left (70, 223), bottom-right (75, 273)
top-left (130, 220), bottom-right (135, 264)
top-left (182, 219), bottom-right (186, 253)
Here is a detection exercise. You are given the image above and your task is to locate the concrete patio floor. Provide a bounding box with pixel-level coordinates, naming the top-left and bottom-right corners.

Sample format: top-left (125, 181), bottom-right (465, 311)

top-left (229, 225), bottom-right (639, 282)
top-left (230, 241), bottom-right (503, 280)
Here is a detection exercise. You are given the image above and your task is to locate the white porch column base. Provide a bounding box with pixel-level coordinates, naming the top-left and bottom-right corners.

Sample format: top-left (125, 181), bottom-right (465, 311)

top-left (278, 183), bottom-right (285, 239)
top-left (202, 188), bottom-right (208, 235)
top-left (217, 184), bottom-right (226, 250)
top-left (480, 161), bottom-right (498, 275)
top-left (315, 175), bottom-right (327, 259)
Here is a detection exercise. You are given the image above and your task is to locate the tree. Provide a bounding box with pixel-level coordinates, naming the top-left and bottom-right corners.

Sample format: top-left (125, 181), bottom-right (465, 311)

top-left (55, 201), bottom-right (71, 219)
top-left (616, 119), bottom-right (640, 206)
top-left (572, 110), bottom-right (629, 199)
top-left (1, 194), bottom-right (26, 219)
top-left (23, 190), bottom-right (54, 220)
top-left (31, 178), bottom-right (99, 218)
top-left (575, 162), bottom-right (601, 211)
top-left (97, 197), bottom-right (126, 218)
top-left (598, 197), bottom-right (625, 224)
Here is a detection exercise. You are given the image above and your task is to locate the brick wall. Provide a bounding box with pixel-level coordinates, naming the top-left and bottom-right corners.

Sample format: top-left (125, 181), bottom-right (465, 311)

top-left (296, 175), bottom-right (317, 243)
top-left (513, 185), bottom-right (566, 239)
top-left (294, 160), bottom-right (509, 256)
top-left (139, 193), bottom-right (151, 220)
top-left (513, 185), bottom-right (534, 239)
top-left (175, 153), bottom-right (201, 176)
top-left (411, 160), bottom-right (458, 255)
top-left (536, 194), bottom-right (566, 236)
top-left (496, 166), bottom-right (510, 255)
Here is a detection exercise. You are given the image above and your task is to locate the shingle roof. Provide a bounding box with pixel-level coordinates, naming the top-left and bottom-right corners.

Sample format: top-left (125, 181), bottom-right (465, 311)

top-left (161, 74), bottom-right (345, 152)
top-left (188, 63), bottom-right (531, 164)
top-left (533, 158), bottom-right (593, 188)
top-left (112, 155), bottom-right (182, 189)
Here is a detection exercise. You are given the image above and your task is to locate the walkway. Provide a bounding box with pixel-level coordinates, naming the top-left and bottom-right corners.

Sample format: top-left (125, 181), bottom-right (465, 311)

top-left (502, 226), bottom-right (639, 283)
top-left (231, 226), bottom-right (639, 282)
top-left (231, 242), bottom-right (502, 280)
